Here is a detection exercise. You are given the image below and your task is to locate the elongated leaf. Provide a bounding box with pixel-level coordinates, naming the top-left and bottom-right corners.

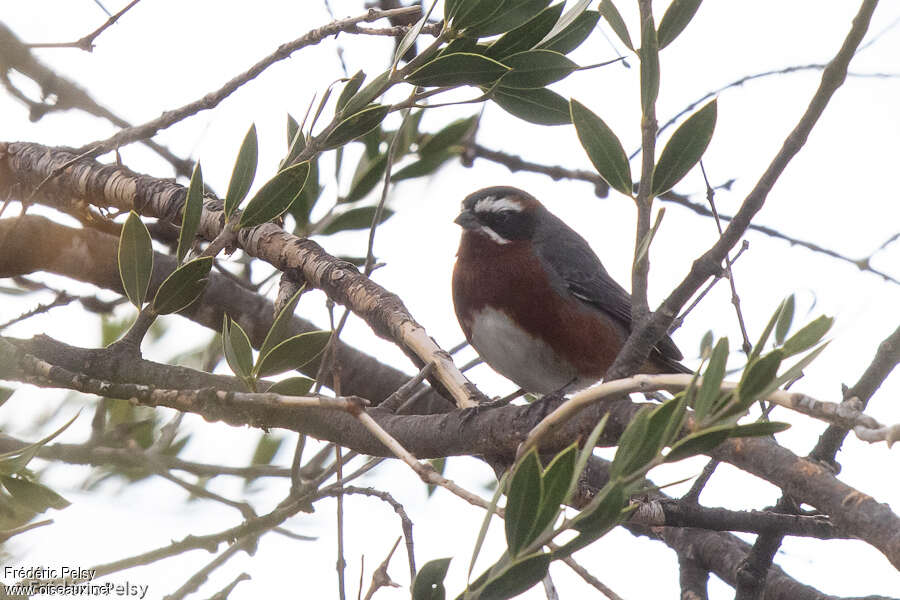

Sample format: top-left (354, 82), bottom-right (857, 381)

top-left (570, 99), bottom-right (632, 195)
top-left (599, 0), bottom-right (633, 50)
top-left (750, 299), bottom-right (788, 362)
top-left (259, 288), bottom-right (305, 359)
top-left (556, 480), bottom-right (625, 557)
top-left (341, 72), bottom-right (391, 118)
top-left (322, 105), bottom-right (391, 151)
top-left (419, 116), bottom-right (478, 156)
top-left (290, 157), bottom-right (320, 229)
top-left (646, 395), bottom-right (687, 453)
top-left (765, 342), bottom-right (829, 396)
top-left (505, 449), bottom-right (542, 556)
top-left (651, 99), bottom-right (717, 195)
top-left (609, 405), bottom-right (652, 478)
top-left (283, 118), bottom-right (307, 170)
top-left (266, 376), bottom-right (315, 396)
top-left (565, 413), bottom-right (608, 505)
top-left (239, 162), bottom-right (310, 228)
top-left (730, 421), bottom-right (791, 438)
top-left (657, 0), bottom-right (704, 49)
top-left (391, 151), bottom-right (457, 181)
top-left (664, 425), bottom-right (732, 462)
top-left (396, 108), bottom-right (425, 156)
top-left (406, 53), bottom-right (510, 88)
top-left (394, 1), bottom-right (440, 66)
top-left (782, 315), bottom-right (833, 357)
top-left (224, 125), bottom-right (259, 220)
top-left (540, 9), bottom-right (599, 54)
top-left (177, 162), bottom-right (204, 263)
top-left (696, 337), bottom-right (728, 421)
top-left (493, 86), bottom-right (570, 125)
top-left (468, 471), bottom-right (508, 581)
top-left (465, 0), bottom-right (551, 38)
top-left (0, 411), bottom-right (80, 476)
top-left (531, 444), bottom-right (577, 540)
top-left (639, 14), bottom-right (659, 113)
top-left (487, 3), bottom-right (565, 59)
top-left (223, 316), bottom-right (254, 382)
top-left (255, 330), bottom-right (331, 378)
top-left (2, 476), bottom-right (70, 512)
top-left (320, 206), bottom-right (395, 235)
top-left (118, 211), bottom-right (153, 308)
top-left (152, 257), bottom-right (213, 315)
top-left (345, 152), bottom-right (388, 204)
top-left (539, 0), bottom-right (590, 45)
top-left (0, 386), bottom-right (13, 407)
top-left (775, 294), bottom-right (796, 346)
top-left (439, 37), bottom-right (480, 57)
top-left (451, 0), bottom-right (503, 32)
top-left (337, 70), bottom-right (366, 112)
top-left (499, 49), bottom-right (578, 89)
top-left (737, 350), bottom-right (783, 410)
top-left (412, 557), bottom-right (452, 600)
top-left (475, 552), bottom-right (551, 600)
top-left (427, 457), bottom-right (446, 497)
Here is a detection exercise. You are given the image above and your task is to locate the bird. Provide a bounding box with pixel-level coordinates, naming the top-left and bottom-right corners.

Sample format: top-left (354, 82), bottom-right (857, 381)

top-left (452, 186), bottom-right (690, 397)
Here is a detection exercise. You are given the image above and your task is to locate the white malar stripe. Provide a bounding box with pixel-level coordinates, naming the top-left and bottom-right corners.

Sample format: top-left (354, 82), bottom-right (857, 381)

top-left (474, 196), bottom-right (524, 214)
top-left (478, 225), bottom-right (509, 245)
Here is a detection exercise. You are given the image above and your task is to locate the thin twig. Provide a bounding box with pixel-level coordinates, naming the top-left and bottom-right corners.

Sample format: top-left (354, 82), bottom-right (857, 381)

top-left (26, 0), bottom-right (142, 51)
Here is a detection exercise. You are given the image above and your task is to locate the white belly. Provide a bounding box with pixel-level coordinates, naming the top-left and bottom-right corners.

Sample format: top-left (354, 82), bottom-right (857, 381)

top-left (468, 307), bottom-right (589, 394)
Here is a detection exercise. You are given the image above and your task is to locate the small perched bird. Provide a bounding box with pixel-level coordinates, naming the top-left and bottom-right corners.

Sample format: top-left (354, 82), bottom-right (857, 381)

top-left (452, 186), bottom-right (689, 396)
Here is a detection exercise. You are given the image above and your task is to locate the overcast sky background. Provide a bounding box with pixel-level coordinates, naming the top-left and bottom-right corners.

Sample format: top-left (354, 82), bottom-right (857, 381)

top-left (2, 1), bottom-right (900, 598)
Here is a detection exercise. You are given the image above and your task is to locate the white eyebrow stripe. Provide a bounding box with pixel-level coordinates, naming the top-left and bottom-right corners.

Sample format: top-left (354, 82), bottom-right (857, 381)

top-left (478, 225), bottom-right (510, 245)
top-left (474, 196), bottom-right (523, 213)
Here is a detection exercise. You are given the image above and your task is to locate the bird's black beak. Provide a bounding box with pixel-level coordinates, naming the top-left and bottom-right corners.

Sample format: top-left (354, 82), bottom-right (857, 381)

top-left (454, 209), bottom-right (478, 230)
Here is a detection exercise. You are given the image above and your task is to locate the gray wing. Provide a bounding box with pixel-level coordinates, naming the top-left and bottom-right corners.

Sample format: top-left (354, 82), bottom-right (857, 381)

top-left (534, 212), bottom-right (684, 363)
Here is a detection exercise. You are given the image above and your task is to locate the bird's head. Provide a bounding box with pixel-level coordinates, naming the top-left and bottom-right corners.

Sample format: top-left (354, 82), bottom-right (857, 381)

top-left (454, 186), bottom-right (543, 245)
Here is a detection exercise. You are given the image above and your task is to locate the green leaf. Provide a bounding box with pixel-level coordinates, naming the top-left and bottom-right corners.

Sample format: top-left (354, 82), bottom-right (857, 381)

top-left (465, 0), bottom-right (552, 38)
top-left (290, 157), bottom-right (320, 229)
top-left (254, 330), bottom-right (331, 378)
top-left (539, 9), bottom-right (599, 54)
top-left (531, 444), bottom-right (577, 539)
top-left (566, 413), bottom-right (608, 505)
top-left (427, 457), bottom-right (446, 497)
top-left (0, 412), bottom-right (79, 476)
top-left (498, 49), bottom-right (578, 89)
top-left (782, 315), bottom-right (833, 357)
top-left (657, 0), bottom-right (704, 49)
top-left (639, 14), bottom-right (659, 113)
top-left (468, 471), bottom-right (507, 581)
top-left (493, 86), bottom-right (570, 125)
top-left (774, 294), bottom-right (796, 346)
top-left (406, 53), bottom-right (510, 88)
top-left (396, 109), bottom-right (425, 156)
top-left (322, 104), bottom-right (391, 150)
top-left (345, 152), bottom-right (388, 204)
top-left (152, 257), bottom-right (213, 315)
top-left (239, 162), bottom-right (310, 228)
top-left (266, 376), bottom-right (315, 396)
top-left (223, 316), bottom-right (254, 382)
top-left (287, 113), bottom-right (300, 147)
top-left (664, 425), bottom-right (732, 462)
top-left (0, 386), bottom-right (15, 407)
top-left (341, 72), bottom-right (391, 118)
top-left (539, 0), bottom-right (590, 45)
top-left (487, 3), bottom-right (565, 59)
top-left (283, 116), bottom-right (307, 170)
top-left (765, 342), bottom-right (829, 395)
top-left (177, 162), bottom-right (204, 263)
top-left (651, 99), bottom-right (717, 196)
top-left (1, 476), bottom-right (70, 512)
top-left (336, 70), bottom-right (366, 112)
top-left (570, 99), bottom-right (632, 195)
top-left (320, 206), bottom-right (395, 235)
top-left (117, 211), bottom-right (153, 308)
top-left (696, 337), bottom-right (728, 421)
top-left (750, 299), bottom-right (788, 362)
top-left (391, 151), bottom-right (457, 181)
top-left (250, 433), bottom-right (283, 467)
top-left (609, 405), bottom-right (652, 478)
top-left (439, 37), bottom-right (480, 57)
top-left (557, 480), bottom-right (625, 557)
top-left (451, 0), bottom-right (504, 32)
top-left (224, 124), bottom-right (258, 220)
top-left (730, 421), bottom-right (791, 438)
top-left (419, 116), bottom-right (478, 157)
top-left (647, 394), bottom-right (688, 452)
top-left (394, 1), bottom-right (439, 66)
top-left (737, 350), bottom-right (783, 410)
top-left (412, 557), bottom-right (452, 600)
top-left (475, 552), bottom-right (551, 600)
top-left (599, 0), bottom-right (633, 50)
top-left (505, 449), bottom-right (542, 556)
top-left (259, 289), bottom-right (305, 359)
